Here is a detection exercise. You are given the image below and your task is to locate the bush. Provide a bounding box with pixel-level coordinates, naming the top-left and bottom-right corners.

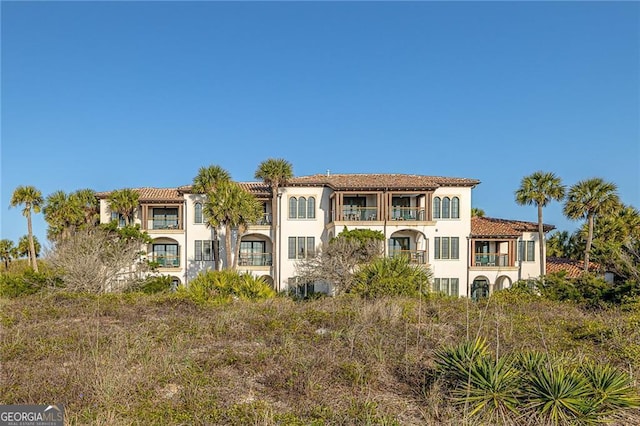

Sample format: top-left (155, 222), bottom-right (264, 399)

top-left (178, 270), bottom-right (276, 303)
top-left (349, 256), bottom-right (431, 298)
top-left (126, 275), bottom-right (174, 294)
top-left (0, 270), bottom-right (62, 298)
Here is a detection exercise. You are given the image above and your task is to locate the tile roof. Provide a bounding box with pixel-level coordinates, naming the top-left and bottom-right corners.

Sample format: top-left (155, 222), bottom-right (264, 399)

top-left (546, 257), bottom-right (600, 278)
top-left (471, 217), bottom-right (555, 238)
top-left (96, 188), bottom-right (183, 202)
top-left (177, 183), bottom-right (271, 197)
top-left (288, 174), bottom-right (480, 190)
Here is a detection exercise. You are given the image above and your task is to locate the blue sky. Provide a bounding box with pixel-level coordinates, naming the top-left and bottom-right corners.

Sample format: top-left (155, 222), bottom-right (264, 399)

top-left (1, 1), bottom-right (639, 248)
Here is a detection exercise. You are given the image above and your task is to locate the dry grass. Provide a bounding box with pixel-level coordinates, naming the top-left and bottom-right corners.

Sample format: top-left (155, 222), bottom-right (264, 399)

top-left (1, 291), bottom-right (639, 425)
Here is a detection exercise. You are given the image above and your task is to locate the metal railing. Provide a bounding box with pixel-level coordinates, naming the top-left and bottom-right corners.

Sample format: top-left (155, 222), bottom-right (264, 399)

top-left (390, 207), bottom-right (426, 221)
top-left (474, 253), bottom-right (510, 267)
top-left (341, 207), bottom-right (379, 221)
top-left (151, 254), bottom-right (180, 267)
top-left (251, 213), bottom-right (272, 226)
top-left (389, 249), bottom-right (428, 264)
top-left (238, 252), bottom-right (273, 267)
top-left (147, 218), bottom-right (181, 230)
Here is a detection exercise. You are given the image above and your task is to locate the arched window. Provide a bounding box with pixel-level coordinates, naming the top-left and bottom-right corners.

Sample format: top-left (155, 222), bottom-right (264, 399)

top-left (433, 197), bottom-right (441, 219)
top-left (451, 197), bottom-right (460, 219)
top-left (307, 197), bottom-right (316, 219)
top-left (289, 197), bottom-right (298, 219)
top-left (298, 197), bottom-right (307, 219)
top-left (442, 197), bottom-right (451, 219)
top-left (194, 202), bottom-right (203, 224)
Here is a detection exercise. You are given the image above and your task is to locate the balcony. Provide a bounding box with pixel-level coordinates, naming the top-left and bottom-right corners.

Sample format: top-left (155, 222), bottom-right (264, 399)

top-left (251, 213), bottom-right (272, 226)
top-left (238, 252), bottom-right (273, 267)
top-left (390, 207), bottom-right (426, 221)
top-left (474, 253), bottom-right (510, 267)
top-left (151, 254), bottom-right (180, 268)
top-left (147, 218), bottom-right (181, 230)
top-left (389, 249), bottom-right (428, 265)
top-left (341, 207), bottom-right (379, 221)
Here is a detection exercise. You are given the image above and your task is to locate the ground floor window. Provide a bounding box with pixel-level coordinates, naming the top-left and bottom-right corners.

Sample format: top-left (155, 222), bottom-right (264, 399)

top-left (433, 278), bottom-right (459, 297)
top-left (194, 240), bottom-right (215, 261)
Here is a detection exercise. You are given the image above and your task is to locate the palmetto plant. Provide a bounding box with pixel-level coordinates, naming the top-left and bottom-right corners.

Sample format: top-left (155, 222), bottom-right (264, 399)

top-left (107, 188), bottom-right (139, 226)
top-left (350, 255), bottom-right (431, 298)
top-left (581, 362), bottom-right (640, 418)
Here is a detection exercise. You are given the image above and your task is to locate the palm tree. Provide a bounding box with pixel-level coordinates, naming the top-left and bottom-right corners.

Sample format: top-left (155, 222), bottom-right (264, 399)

top-left (107, 188), bottom-right (139, 226)
top-left (73, 188), bottom-right (99, 228)
top-left (10, 185), bottom-right (43, 272)
top-left (471, 207), bottom-right (485, 218)
top-left (202, 181), bottom-right (260, 269)
top-left (44, 190), bottom-right (82, 241)
top-left (564, 178), bottom-right (620, 272)
top-left (515, 172), bottom-right (565, 277)
top-left (546, 230), bottom-right (571, 258)
top-left (255, 158), bottom-right (293, 290)
top-left (17, 235), bottom-right (41, 262)
top-left (0, 239), bottom-right (15, 271)
top-left (192, 165), bottom-right (232, 270)
top-left (232, 187), bottom-right (262, 270)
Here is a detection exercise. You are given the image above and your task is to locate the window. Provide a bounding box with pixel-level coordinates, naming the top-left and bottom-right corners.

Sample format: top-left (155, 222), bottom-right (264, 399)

top-left (111, 211), bottom-right (126, 227)
top-left (451, 197), bottom-right (460, 219)
top-left (153, 243), bottom-right (179, 267)
top-left (433, 196), bottom-right (460, 220)
top-left (289, 196), bottom-right (316, 219)
top-left (194, 240), bottom-right (214, 261)
top-left (288, 236), bottom-right (315, 259)
top-left (194, 202), bottom-right (203, 224)
top-left (433, 278), bottom-right (459, 297)
top-left (519, 240), bottom-right (535, 262)
top-left (239, 241), bottom-right (270, 266)
top-left (442, 197), bottom-right (450, 219)
top-left (434, 237), bottom-right (459, 260)
top-left (433, 197), bottom-right (441, 219)
top-left (152, 208), bottom-right (179, 229)
top-left (298, 197), bottom-right (307, 219)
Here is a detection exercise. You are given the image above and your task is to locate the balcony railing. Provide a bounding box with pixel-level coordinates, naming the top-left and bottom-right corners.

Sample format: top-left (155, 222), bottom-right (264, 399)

top-left (389, 249), bottom-right (428, 264)
top-left (147, 218), bottom-right (181, 230)
top-left (151, 254), bottom-right (180, 267)
top-left (238, 252), bottom-right (273, 267)
top-left (341, 207), bottom-right (379, 221)
top-left (390, 207), bottom-right (426, 221)
top-left (474, 253), bottom-right (510, 267)
top-left (251, 213), bottom-right (272, 226)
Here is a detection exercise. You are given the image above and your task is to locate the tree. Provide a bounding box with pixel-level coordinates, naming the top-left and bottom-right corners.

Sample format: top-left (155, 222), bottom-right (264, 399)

top-left (231, 188), bottom-right (263, 270)
top-left (295, 228), bottom-right (384, 295)
top-left (255, 158), bottom-right (293, 291)
top-left (202, 181), bottom-right (261, 270)
top-left (107, 188), bottom-right (139, 226)
top-left (0, 239), bottom-right (15, 270)
top-left (350, 256), bottom-right (432, 298)
top-left (515, 172), bottom-right (565, 276)
top-left (73, 188), bottom-right (100, 228)
top-left (564, 178), bottom-right (619, 272)
top-left (471, 207), bottom-right (485, 218)
top-left (192, 165), bottom-right (232, 270)
top-left (10, 185), bottom-right (43, 272)
top-left (48, 226), bottom-right (151, 293)
top-left (17, 235), bottom-right (41, 260)
top-left (44, 189), bottom-right (100, 241)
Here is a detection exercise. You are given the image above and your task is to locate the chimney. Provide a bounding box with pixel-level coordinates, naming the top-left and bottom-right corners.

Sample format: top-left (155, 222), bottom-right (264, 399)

top-left (326, 169), bottom-right (331, 176)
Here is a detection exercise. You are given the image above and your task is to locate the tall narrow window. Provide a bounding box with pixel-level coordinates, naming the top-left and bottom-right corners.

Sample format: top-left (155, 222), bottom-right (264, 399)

top-left (298, 197), bottom-right (307, 219)
top-left (195, 240), bottom-right (202, 261)
top-left (527, 241), bottom-right (535, 262)
top-left (289, 197), bottom-right (297, 219)
top-left (194, 202), bottom-right (203, 224)
top-left (307, 197), bottom-right (316, 219)
top-left (288, 237), bottom-right (296, 259)
top-left (433, 197), bottom-right (441, 219)
top-left (442, 197), bottom-right (451, 219)
top-left (434, 237), bottom-right (441, 259)
top-left (451, 237), bottom-right (459, 259)
top-left (451, 197), bottom-right (460, 219)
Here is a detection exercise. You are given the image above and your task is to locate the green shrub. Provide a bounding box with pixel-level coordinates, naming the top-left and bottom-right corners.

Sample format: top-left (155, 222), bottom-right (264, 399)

top-left (349, 256), bottom-right (431, 298)
top-left (0, 270), bottom-right (62, 298)
top-left (126, 275), bottom-right (174, 294)
top-left (178, 270), bottom-right (275, 303)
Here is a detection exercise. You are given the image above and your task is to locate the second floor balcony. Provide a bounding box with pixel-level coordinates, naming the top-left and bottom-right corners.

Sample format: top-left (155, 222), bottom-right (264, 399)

top-left (150, 253), bottom-right (180, 268)
top-left (238, 252), bottom-right (273, 267)
top-left (389, 249), bottom-right (428, 265)
top-left (474, 253), bottom-right (511, 267)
